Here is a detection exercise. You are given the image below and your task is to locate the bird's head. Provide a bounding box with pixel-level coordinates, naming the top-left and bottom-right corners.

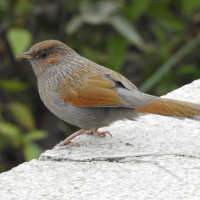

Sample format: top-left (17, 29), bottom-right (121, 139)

top-left (17, 40), bottom-right (76, 78)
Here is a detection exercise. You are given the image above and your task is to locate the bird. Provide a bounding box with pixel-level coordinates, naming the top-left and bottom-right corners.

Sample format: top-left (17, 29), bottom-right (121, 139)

top-left (17, 40), bottom-right (200, 145)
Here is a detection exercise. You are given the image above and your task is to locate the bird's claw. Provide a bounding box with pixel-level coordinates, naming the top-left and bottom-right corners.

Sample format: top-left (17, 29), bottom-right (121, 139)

top-left (57, 128), bottom-right (112, 146)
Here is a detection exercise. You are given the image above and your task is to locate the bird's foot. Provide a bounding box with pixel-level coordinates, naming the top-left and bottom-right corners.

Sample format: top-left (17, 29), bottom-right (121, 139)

top-left (58, 128), bottom-right (112, 146)
top-left (87, 128), bottom-right (112, 137)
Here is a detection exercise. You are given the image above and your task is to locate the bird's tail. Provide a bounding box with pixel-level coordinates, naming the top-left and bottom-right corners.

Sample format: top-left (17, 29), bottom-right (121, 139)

top-left (135, 97), bottom-right (200, 119)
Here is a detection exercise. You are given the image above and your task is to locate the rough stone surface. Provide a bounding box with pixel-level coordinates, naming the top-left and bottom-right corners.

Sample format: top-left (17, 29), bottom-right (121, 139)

top-left (0, 80), bottom-right (200, 200)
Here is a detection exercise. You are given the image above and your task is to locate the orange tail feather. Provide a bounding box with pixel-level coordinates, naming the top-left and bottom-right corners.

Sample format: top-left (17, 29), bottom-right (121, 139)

top-left (135, 98), bottom-right (200, 118)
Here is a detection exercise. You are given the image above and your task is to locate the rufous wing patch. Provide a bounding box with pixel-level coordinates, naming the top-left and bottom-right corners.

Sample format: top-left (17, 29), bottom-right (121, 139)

top-left (57, 73), bottom-right (128, 107)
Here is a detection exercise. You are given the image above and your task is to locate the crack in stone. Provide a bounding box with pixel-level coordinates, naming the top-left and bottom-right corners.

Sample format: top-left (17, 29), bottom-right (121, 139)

top-left (39, 153), bottom-right (200, 163)
top-left (131, 159), bottom-right (182, 181)
top-left (39, 156), bottom-right (127, 162)
top-left (39, 153), bottom-right (200, 183)
top-left (39, 153), bottom-right (188, 182)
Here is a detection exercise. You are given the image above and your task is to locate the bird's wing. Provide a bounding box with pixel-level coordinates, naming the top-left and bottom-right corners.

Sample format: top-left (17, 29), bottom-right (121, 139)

top-left (100, 66), bottom-right (139, 92)
top-left (56, 64), bottom-right (154, 108)
top-left (56, 69), bottom-right (131, 107)
top-left (99, 66), bottom-right (155, 107)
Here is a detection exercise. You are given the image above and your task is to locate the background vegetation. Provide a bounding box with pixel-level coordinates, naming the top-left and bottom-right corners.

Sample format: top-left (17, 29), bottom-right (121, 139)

top-left (0, 0), bottom-right (200, 172)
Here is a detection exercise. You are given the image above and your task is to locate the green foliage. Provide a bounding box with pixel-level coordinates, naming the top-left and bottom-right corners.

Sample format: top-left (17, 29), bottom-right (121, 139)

top-left (0, 79), bottom-right (29, 93)
top-left (109, 15), bottom-right (144, 49)
top-left (25, 130), bottom-right (47, 141)
top-left (7, 28), bottom-right (32, 57)
top-left (66, 0), bottom-right (144, 49)
top-left (106, 35), bottom-right (127, 70)
top-left (181, 0), bottom-right (200, 14)
top-left (22, 130), bottom-right (46, 161)
top-left (23, 142), bottom-right (43, 161)
top-left (66, 16), bottom-right (84, 34)
top-left (176, 64), bottom-right (200, 79)
top-left (0, 101), bottom-right (47, 170)
top-left (0, 0), bottom-right (7, 11)
top-left (9, 102), bottom-right (35, 130)
top-left (123, 0), bottom-right (153, 21)
top-left (0, 122), bottom-right (22, 145)
top-left (140, 34), bottom-right (200, 92)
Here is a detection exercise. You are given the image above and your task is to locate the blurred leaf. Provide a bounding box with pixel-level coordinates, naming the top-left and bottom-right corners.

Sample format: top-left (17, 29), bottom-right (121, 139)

top-left (154, 76), bottom-right (177, 95)
top-left (106, 35), bottom-right (127, 70)
top-left (0, 135), bottom-right (6, 147)
top-left (151, 24), bottom-right (169, 58)
top-left (7, 28), bottom-right (32, 56)
top-left (159, 18), bottom-right (184, 31)
top-left (23, 142), bottom-right (43, 161)
top-left (181, 0), bottom-right (200, 14)
top-left (176, 64), bottom-right (200, 78)
top-left (80, 45), bottom-right (108, 64)
top-left (0, 0), bottom-right (7, 11)
top-left (9, 102), bottom-right (35, 130)
top-left (0, 122), bottom-right (22, 140)
top-left (67, 1), bottom-right (80, 11)
top-left (25, 130), bottom-right (47, 141)
top-left (140, 34), bottom-right (200, 92)
top-left (150, 24), bottom-right (183, 59)
top-left (80, 0), bottom-right (119, 24)
top-left (148, 2), bottom-right (184, 31)
top-left (66, 15), bottom-right (83, 34)
top-left (124, 0), bottom-right (153, 21)
top-left (0, 79), bottom-right (29, 93)
top-left (109, 14), bottom-right (144, 49)
top-left (74, 1), bottom-right (145, 49)
top-left (14, 0), bottom-right (34, 17)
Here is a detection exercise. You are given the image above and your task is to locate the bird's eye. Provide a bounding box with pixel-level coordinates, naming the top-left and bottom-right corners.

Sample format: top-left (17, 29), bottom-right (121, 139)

top-left (40, 52), bottom-right (49, 59)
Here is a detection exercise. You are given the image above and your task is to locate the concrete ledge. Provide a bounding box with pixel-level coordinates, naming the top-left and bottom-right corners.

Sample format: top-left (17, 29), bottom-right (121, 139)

top-left (0, 80), bottom-right (200, 200)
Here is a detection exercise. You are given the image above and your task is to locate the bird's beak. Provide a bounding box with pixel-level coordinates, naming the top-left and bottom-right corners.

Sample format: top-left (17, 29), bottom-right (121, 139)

top-left (16, 51), bottom-right (32, 59)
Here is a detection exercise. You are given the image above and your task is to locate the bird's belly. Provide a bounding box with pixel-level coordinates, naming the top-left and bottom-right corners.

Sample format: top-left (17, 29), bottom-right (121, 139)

top-left (50, 104), bottom-right (137, 130)
top-left (38, 87), bottom-right (108, 128)
top-left (39, 86), bottom-right (137, 129)
top-left (42, 99), bottom-right (110, 129)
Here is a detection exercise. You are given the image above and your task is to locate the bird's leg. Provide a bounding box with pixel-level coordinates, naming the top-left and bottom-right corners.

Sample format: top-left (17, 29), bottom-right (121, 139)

top-left (59, 129), bottom-right (87, 146)
top-left (59, 128), bottom-right (112, 146)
